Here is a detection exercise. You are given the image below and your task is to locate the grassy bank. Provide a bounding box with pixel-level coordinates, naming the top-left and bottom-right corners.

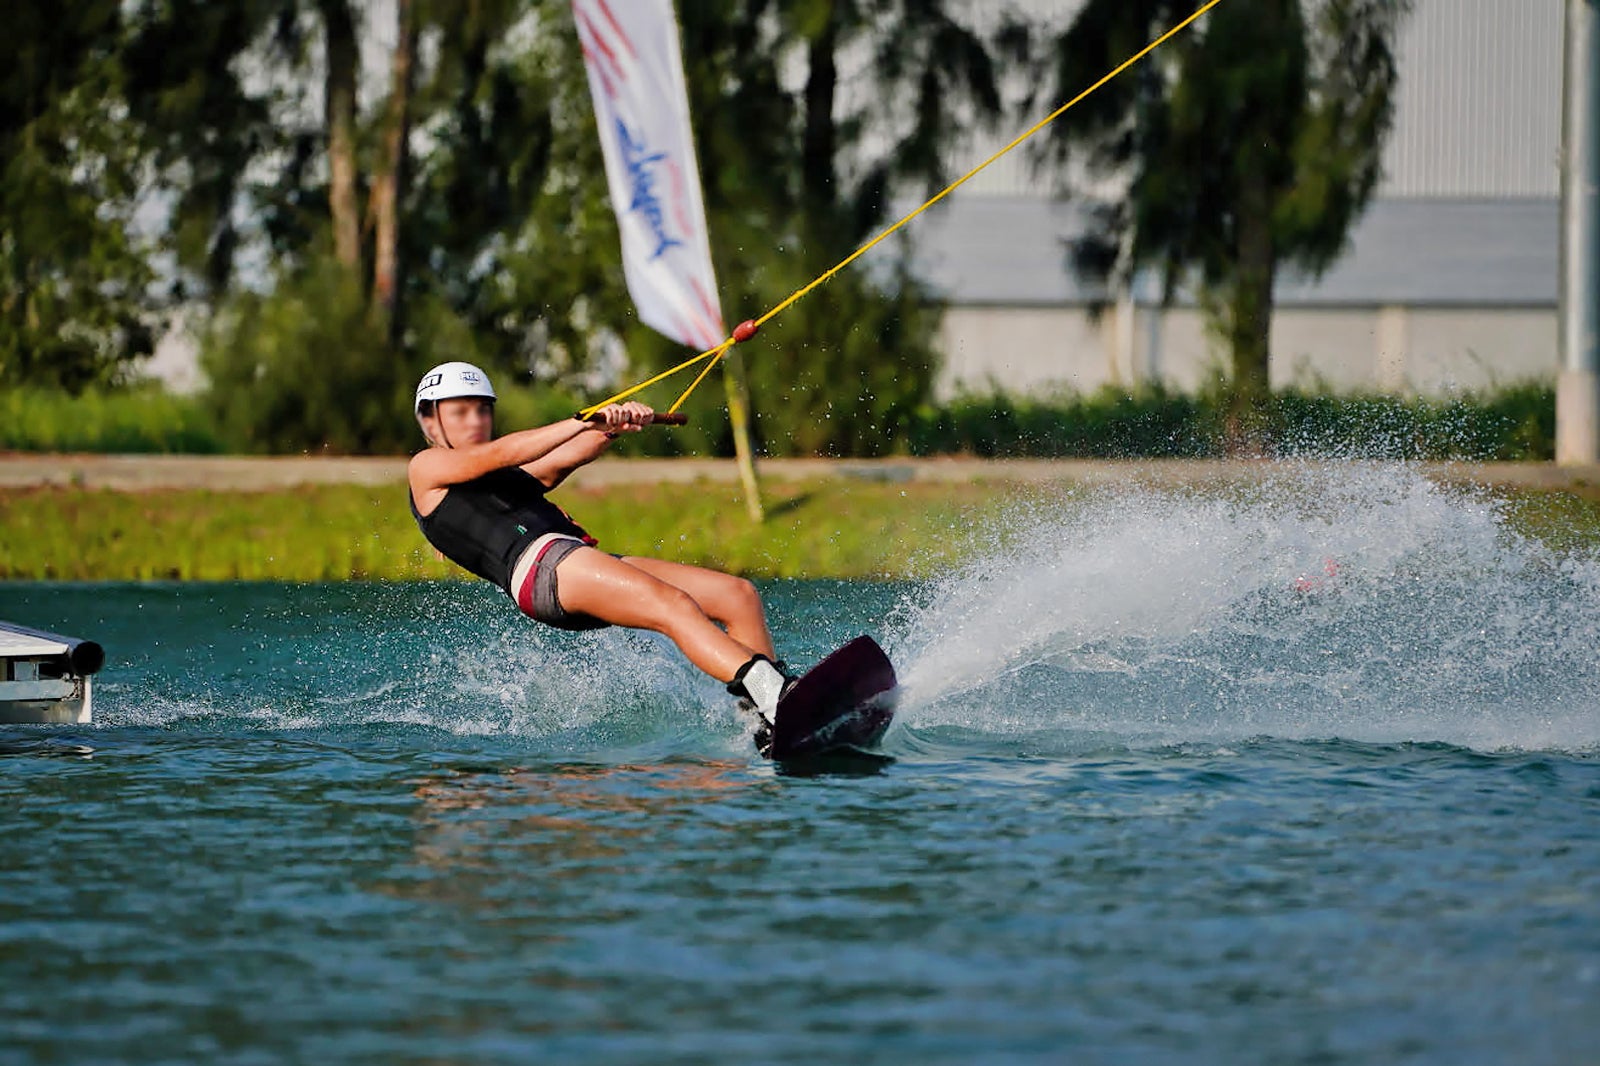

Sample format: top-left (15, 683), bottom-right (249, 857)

top-left (4, 474), bottom-right (1600, 583)
top-left (0, 479), bottom-right (1011, 582)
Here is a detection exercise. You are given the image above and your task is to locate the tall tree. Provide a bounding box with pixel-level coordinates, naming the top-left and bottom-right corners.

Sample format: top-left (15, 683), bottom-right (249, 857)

top-left (4, 0), bottom-right (1030, 454)
top-left (120, 0), bottom-right (296, 299)
top-left (779, 0), bottom-right (1025, 242)
top-left (317, 0), bottom-right (362, 271)
top-left (203, 0), bottom-right (599, 452)
top-left (1, 1), bottom-right (158, 391)
top-left (406, 0), bottom-right (597, 377)
top-left (370, 0), bottom-right (418, 341)
top-left (1035, 0), bottom-right (1411, 451)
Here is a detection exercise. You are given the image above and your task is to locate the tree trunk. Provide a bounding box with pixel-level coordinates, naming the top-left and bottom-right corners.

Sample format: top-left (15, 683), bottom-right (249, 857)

top-left (371, 0), bottom-right (417, 344)
top-left (1223, 162), bottom-right (1278, 456)
top-left (320, 0), bottom-right (360, 271)
top-left (801, 3), bottom-right (838, 211)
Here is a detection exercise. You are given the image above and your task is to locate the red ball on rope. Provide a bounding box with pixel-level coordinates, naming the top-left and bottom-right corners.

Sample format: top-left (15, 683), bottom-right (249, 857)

top-left (731, 319), bottom-right (759, 343)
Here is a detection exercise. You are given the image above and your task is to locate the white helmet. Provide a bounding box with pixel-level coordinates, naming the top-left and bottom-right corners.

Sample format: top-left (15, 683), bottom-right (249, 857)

top-left (415, 361), bottom-right (496, 413)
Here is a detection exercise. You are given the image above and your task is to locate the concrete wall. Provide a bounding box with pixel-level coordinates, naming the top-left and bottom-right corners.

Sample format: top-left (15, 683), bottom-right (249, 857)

top-left (935, 304), bottom-right (1559, 400)
top-left (1404, 308), bottom-right (1559, 391)
top-left (935, 305), bottom-right (1120, 397)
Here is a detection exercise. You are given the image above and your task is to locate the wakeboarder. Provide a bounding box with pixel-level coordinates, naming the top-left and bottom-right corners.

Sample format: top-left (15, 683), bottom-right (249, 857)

top-left (407, 361), bottom-right (795, 723)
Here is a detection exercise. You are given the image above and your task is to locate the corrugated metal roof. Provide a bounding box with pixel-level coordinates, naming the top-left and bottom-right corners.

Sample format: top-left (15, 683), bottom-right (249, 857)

top-left (907, 195), bottom-right (1559, 307)
top-left (1277, 198), bottom-right (1558, 305)
top-left (905, 197), bottom-right (1096, 304)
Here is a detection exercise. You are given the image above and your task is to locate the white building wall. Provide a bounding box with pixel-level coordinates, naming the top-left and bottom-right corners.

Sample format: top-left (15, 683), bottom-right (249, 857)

top-left (1404, 308), bottom-right (1559, 390)
top-left (935, 306), bottom-right (1118, 396)
top-left (1144, 308), bottom-right (1217, 393)
top-left (1269, 312), bottom-right (1386, 392)
top-left (936, 305), bottom-right (1561, 400)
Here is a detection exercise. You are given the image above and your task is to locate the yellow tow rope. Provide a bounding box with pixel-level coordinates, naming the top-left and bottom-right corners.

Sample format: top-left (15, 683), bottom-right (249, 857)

top-left (579, 0), bottom-right (1224, 419)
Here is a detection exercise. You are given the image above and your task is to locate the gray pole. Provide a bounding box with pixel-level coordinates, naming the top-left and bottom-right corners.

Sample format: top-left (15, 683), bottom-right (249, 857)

top-left (1558, 0), bottom-right (1600, 465)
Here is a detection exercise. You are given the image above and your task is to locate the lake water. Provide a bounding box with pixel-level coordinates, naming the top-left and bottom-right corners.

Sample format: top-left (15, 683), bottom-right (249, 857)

top-left (3, 465), bottom-right (1598, 1064)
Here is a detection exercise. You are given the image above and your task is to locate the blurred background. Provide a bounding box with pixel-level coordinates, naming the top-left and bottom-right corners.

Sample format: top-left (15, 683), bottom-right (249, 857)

top-left (0, 0), bottom-right (1579, 458)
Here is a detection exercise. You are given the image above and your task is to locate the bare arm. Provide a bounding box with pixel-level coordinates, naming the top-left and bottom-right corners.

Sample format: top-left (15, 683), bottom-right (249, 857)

top-left (522, 432), bottom-right (613, 489)
top-left (409, 417), bottom-right (597, 514)
top-left (523, 401), bottom-right (656, 488)
top-left (409, 404), bottom-right (656, 514)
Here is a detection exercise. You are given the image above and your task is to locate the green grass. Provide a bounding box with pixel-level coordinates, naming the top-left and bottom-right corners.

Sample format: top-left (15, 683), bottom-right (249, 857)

top-left (5, 474), bottom-right (1598, 584)
top-left (1491, 490), bottom-right (1600, 555)
top-left (0, 485), bottom-right (437, 581)
top-left (0, 480), bottom-right (1014, 582)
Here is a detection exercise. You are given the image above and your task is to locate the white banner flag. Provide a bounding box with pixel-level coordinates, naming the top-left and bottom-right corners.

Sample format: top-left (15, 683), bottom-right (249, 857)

top-left (573, 0), bottom-right (725, 351)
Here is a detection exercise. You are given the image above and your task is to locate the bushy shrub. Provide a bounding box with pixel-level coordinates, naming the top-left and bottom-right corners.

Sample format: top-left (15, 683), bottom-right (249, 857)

top-left (0, 374), bottom-right (1559, 462)
top-left (908, 385), bottom-right (1217, 458)
top-left (613, 255), bottom-right (943, 459)
top-left (0, 384), bottom-right (219, 453)
top-left (201, 258), bottom-right (412, 454)
top-left (903, 383), bottom-right (1556, 461)
top-left (1272, 385), bottom-right (1555, 461)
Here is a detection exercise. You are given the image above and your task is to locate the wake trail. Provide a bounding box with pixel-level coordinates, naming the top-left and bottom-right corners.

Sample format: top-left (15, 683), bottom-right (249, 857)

top-left (887, 463), bottom-right (1600, 752)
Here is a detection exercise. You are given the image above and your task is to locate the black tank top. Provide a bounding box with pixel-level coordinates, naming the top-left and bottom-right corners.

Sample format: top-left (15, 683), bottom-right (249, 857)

top-left (411, 467), bottom-right (595, 594)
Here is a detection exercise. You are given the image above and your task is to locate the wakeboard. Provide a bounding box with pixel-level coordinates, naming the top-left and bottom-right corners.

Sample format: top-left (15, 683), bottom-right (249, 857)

top-left (764, 635), bottom-right (898, 760)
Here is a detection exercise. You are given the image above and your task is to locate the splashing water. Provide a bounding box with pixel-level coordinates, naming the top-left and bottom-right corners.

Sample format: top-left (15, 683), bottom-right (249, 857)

top-left (889, 463), bottom-right (1600, 752)
top-left (84, 581), bottom-right (737, 752)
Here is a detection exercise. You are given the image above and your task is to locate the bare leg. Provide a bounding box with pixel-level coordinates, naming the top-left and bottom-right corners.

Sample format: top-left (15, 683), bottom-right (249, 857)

top-left (551, 549), bottom-right (764, 682)
top-left (617, 556), bottom-right (777, 659)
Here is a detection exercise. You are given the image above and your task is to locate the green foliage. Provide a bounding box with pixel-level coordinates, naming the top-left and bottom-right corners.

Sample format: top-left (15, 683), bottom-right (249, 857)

top-left (1273, 383), bottom-right (1556, 461)
top-left (912, 385), bottom-right (1216, 458)
top-left (118, 0), bottom-right (290, 296)
top-left (1, 2), bottom-right (162, 391)
top-left (754, 271), bottom-right (943, 458)
top-left (0, 379), bottom-right (1559, 462)
top-left (0, 386), bottom-right (219, 453)
top-left (0, 485), bottom-right (444, 581)
top-left (610, 3), bottom-right (999, 458)
top-left (2, 0), bottom-right (1006, 454)
top-left (201, 256), bottom-right (417, 453)
top-left (616, 261), bottom-right (943, 460)
top-left (6, 465), bottom-right (1599, 583)
top-left (1498, 490), bottom-right (1600, 556)
top-left (1481, 382), bottom-right (1559, 461)
top-left (490, 379), bottom-right (589, 435)
top-left (406, 1), bottom-right (616, 385)
top-left (198, 245), bottom-right (597, 454)
top-left (904, 383), bottom-right (1555, 461)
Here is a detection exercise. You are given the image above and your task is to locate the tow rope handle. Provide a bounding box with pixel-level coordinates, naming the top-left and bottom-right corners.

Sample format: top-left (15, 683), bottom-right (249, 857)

top-left (578, 411), bottom-right (689, 426)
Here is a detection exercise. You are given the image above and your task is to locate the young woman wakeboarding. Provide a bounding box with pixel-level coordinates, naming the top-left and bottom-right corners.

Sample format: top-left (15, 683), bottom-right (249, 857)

top-left (407, 362), bottom-right (795, 726)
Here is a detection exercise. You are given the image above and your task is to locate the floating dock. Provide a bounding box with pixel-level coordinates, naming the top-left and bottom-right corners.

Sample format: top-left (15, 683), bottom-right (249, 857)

top-left (0, 622), bottom-right (104, 725)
